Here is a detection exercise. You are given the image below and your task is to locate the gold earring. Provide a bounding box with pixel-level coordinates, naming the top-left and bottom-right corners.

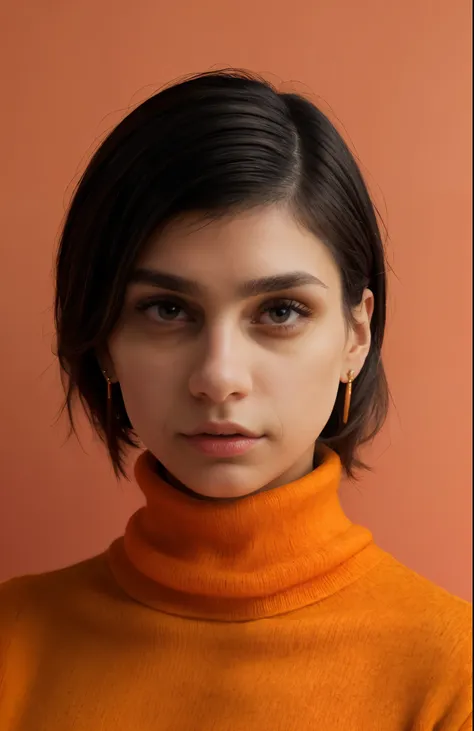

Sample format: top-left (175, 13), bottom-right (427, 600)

top-left (102, 370), bottom-right (113, 438)
top-left (102, 370), bottom-right (112, 402)
top-left (343, 370), bottom-right (355, 425)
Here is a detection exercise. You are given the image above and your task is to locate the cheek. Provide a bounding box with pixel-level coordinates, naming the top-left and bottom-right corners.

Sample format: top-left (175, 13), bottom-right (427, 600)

top-left (262, 320), bottom-right (346, 426)
top-left (284, 316), bottom-right (347, 382)
top-left (108, 335), bottom-right (181, 424)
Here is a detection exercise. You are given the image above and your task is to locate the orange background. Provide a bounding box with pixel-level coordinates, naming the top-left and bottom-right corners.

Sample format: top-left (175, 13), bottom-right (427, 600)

top-left (0, 1), bottom-right (471, 600)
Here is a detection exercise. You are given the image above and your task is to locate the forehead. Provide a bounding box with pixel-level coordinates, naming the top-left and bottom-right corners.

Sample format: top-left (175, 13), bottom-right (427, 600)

top-left (138, 205), bottom-right (340, 291)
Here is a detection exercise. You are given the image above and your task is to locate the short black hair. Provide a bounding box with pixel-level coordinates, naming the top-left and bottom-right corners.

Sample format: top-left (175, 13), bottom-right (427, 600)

top-left (55, 69), bottom-right (389, 478)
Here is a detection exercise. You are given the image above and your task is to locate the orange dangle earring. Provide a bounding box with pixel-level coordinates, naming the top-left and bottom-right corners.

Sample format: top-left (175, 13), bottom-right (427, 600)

top-left (342, 370), bottom-right (355, 425)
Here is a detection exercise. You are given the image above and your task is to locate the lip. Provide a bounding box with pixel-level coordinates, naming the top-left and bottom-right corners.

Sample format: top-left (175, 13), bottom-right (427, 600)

top-left (182, 434), bottom-right (262, 457)
top-left (185, 422), bottom-right (261, 439)
top-left (181, 422), bottom-right (263, 458)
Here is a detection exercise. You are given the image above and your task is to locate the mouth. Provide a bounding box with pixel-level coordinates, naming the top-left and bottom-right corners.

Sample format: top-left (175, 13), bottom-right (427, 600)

top-left (184, 422), bottom-right (261, 439)
top-left (181, 423), bottom-right (263, 457)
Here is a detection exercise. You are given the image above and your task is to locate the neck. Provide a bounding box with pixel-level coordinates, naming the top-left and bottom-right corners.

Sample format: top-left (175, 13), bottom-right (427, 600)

top-left (108, 445), bottom-right (379, 621)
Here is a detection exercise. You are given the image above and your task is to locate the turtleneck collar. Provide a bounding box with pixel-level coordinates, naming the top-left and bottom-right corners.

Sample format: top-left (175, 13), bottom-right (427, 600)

top-left (108, 446), bottom-right (381, 621)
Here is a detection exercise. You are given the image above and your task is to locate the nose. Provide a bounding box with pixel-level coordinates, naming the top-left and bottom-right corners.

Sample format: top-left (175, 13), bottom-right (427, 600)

top-left (188, 325), bottom-right (252, 404)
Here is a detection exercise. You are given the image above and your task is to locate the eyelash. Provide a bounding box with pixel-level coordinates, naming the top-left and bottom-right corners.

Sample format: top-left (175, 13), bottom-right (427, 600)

top-left (135, 297), bottom-right (313, 332)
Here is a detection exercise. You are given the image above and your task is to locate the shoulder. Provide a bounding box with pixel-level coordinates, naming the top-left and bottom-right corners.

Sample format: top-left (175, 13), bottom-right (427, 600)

top-left (368, 549), bottom-right (471, 695)
top-left (334, 547), bottom-right (472, 727)
top-left (0, 553), bottom-right (113, 629)
top-left (368, 548), bottom-right (472, 630)
top-left (364, 548), bottom-right (472, 654)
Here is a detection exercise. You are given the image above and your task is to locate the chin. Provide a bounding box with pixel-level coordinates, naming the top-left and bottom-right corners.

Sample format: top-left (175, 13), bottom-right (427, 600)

top-left (178, 462), bottom-right (265, 500)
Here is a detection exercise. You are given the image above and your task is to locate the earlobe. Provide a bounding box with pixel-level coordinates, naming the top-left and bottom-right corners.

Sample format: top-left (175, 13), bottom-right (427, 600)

top-left (340, 368), bottom-right (357, 384)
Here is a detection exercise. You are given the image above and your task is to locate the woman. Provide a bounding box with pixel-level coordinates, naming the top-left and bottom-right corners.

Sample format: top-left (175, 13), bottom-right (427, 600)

top-left (0, 70), bottom-right (471, 730)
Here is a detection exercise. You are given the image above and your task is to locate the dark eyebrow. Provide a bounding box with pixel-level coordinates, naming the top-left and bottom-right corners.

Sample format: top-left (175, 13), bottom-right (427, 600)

top-left (130, 268), bottom-right (328, 297)
top-left (130, 269), bottom-right (202, 296)
top-left (239, 271), bottom-right (328, 296)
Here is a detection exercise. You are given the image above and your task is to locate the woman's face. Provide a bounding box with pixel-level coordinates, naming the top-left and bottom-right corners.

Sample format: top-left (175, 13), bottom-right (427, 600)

top-left (107, 205), bottom-right (372, 498)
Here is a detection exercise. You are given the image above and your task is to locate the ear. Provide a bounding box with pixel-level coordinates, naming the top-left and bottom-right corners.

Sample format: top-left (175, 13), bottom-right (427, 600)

top-left (341, 289), bottom-right (374, 382)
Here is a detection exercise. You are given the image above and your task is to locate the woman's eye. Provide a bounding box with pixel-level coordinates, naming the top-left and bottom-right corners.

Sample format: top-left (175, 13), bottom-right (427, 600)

top-left (141, 300), bottom-right (190, 323)
top-left (260, 305), bottom-right (296, 325)
top-left (257, 300), bottom-right (312, 327)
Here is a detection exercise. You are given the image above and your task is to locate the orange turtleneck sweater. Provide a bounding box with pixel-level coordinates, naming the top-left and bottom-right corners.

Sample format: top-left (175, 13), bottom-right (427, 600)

top-left (0, 448), bottom-right (472, 730)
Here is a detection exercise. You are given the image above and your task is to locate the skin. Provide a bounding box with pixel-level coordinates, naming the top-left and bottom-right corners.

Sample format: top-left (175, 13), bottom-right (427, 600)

top-left (105, 205), bottom-right (373, 499)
